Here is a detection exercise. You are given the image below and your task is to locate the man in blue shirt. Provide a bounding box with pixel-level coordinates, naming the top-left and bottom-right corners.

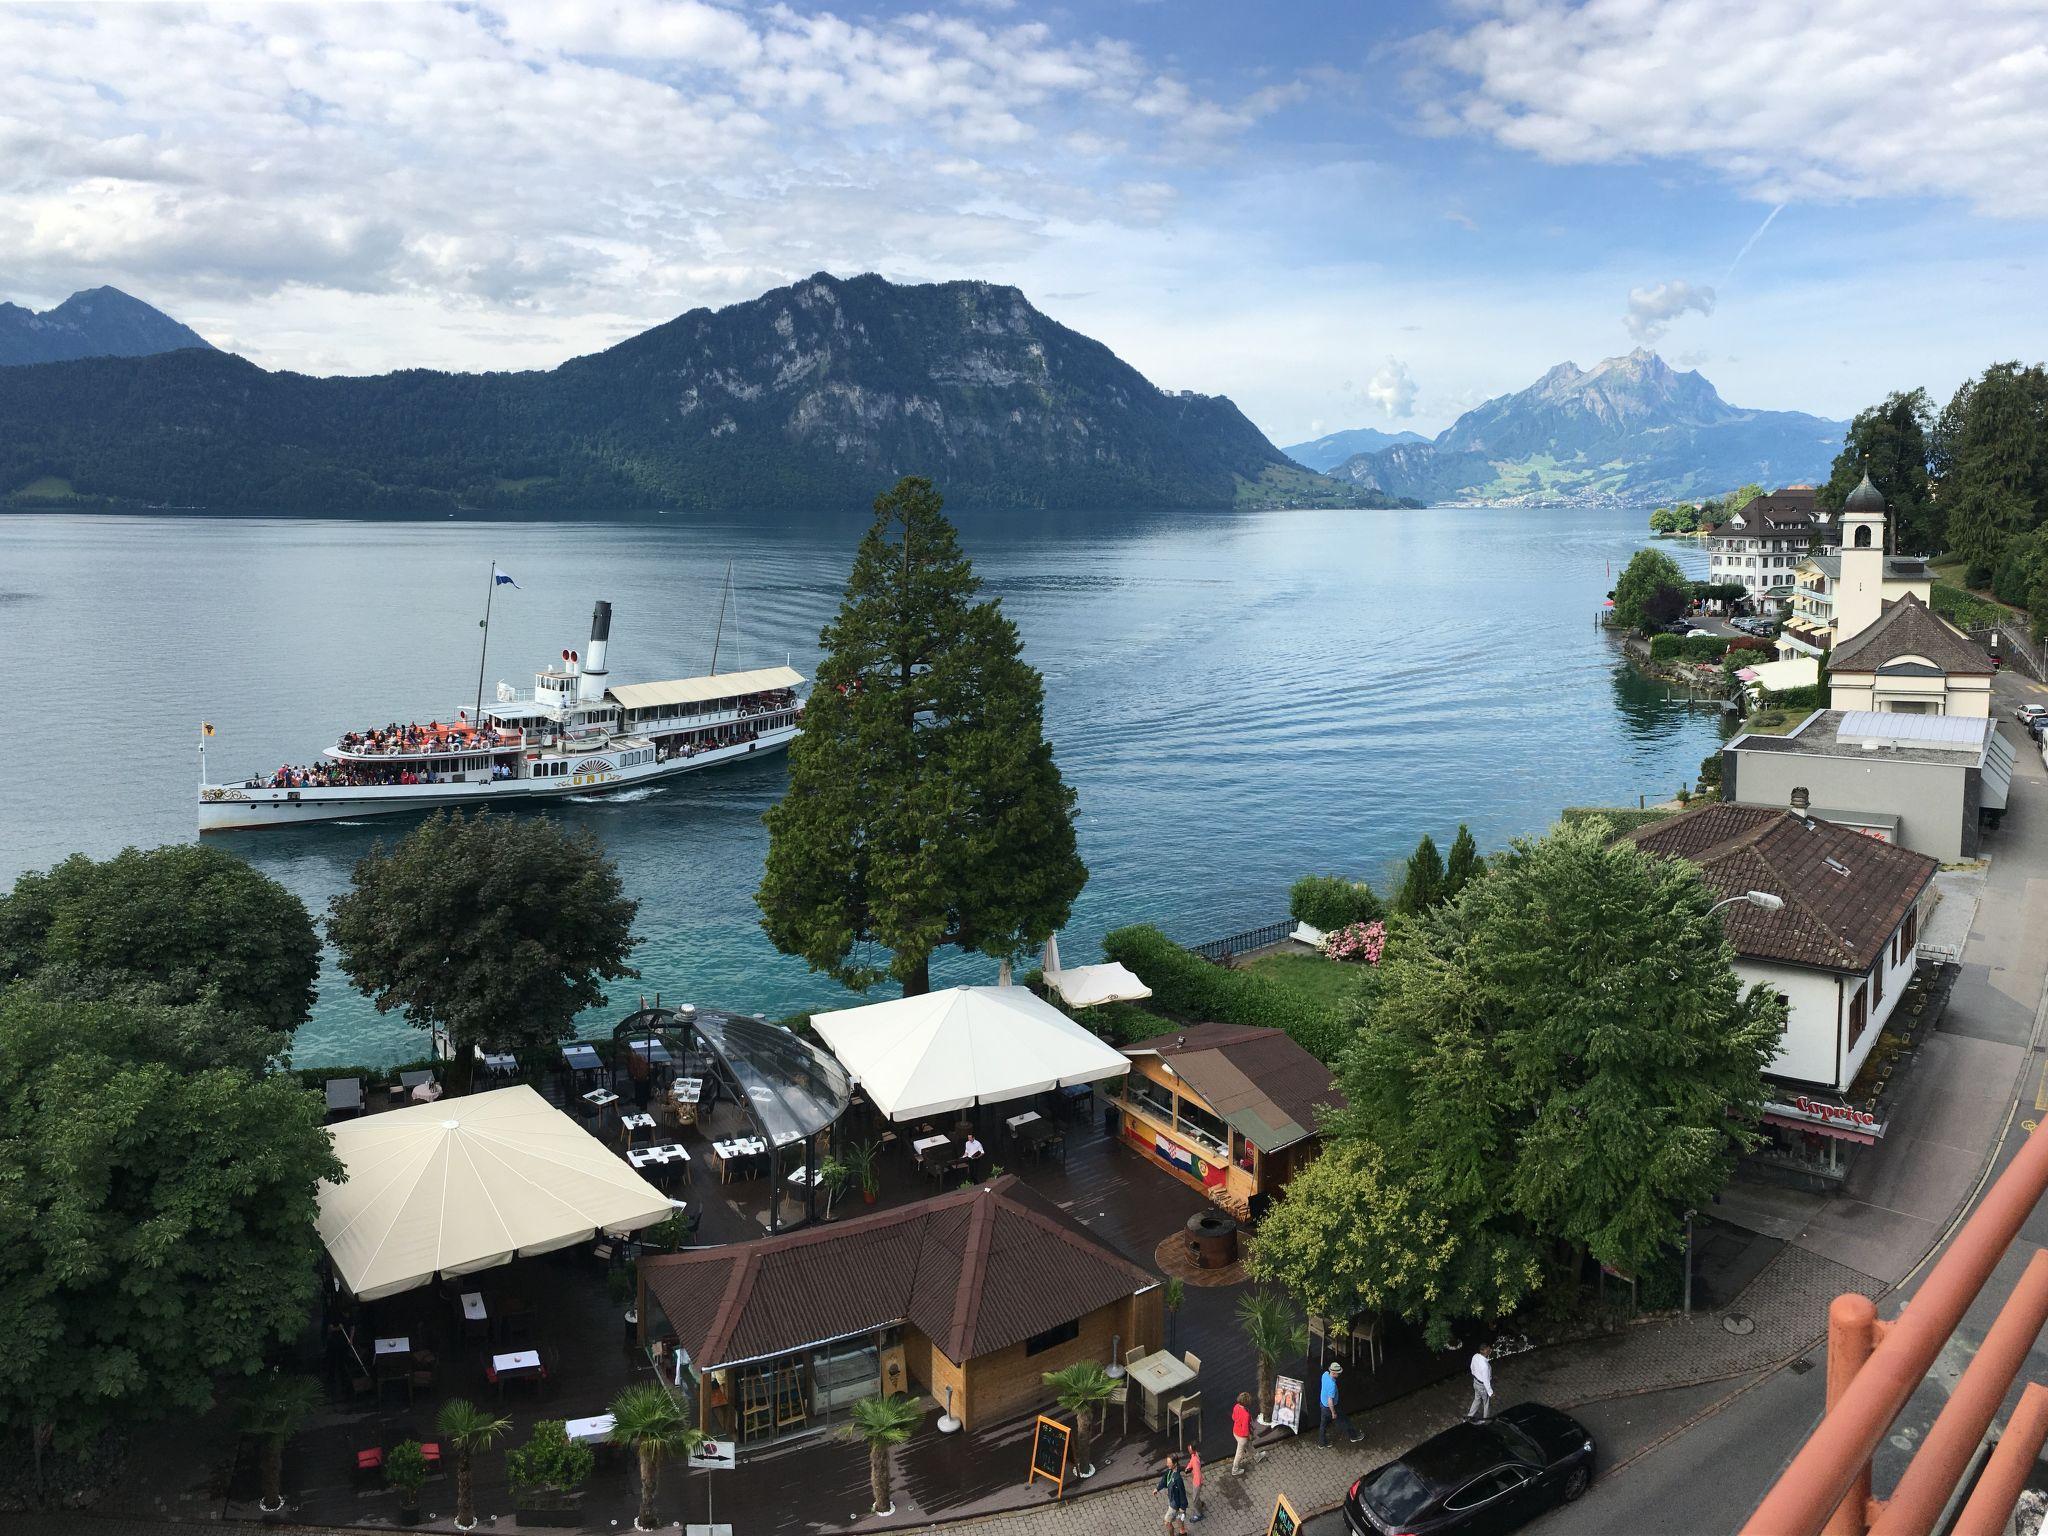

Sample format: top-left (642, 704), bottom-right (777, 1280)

top-left (1318, 1359), bottom-right (1362, 1446)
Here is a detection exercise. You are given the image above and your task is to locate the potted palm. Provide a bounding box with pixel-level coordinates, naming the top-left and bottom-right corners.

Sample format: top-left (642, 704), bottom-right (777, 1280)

top-left (609, 1382), bottom-right (704, 1531)
top-left (385, 1439), bottom-right (430, 1526)
top-left (506, 1418), bottom-right (595, 1527)
top-left (839, 1393), bottom-right (922, 1516)
top-left (847, 1139), bottom-right (882, 1205)
top-left (1237, 1290), bottom-right (1308, 1426)
top-left (436, 1398), bottom-right (511, 1531)
top-left (1042, 1362), bottom-right (1116, 1479)
top-left (233, 1369), bottom-right (323, 1516)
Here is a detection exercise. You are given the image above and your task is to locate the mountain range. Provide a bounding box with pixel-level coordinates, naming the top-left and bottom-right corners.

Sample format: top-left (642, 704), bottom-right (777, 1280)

top-left (0, 286), bottom-right (216, 366)
top-left (1280, 425), bottom-right (1428, 473)
top-left (0, 277), bottom-right (1401, 516)
top-left (1296, 350), bottom-right (1848, 505)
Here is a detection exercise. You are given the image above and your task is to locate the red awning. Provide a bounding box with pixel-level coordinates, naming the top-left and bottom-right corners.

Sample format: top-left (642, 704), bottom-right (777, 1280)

top-left (1763, 1110), bottom-right (1878, 1147)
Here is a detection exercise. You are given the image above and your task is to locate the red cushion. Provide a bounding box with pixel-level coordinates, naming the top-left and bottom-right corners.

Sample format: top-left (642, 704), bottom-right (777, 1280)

top-left (357, 1449), bottom-right (384, 1470)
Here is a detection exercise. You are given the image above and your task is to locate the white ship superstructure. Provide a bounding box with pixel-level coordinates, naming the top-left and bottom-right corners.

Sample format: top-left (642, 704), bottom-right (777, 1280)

top-left (199, 600), bottom-right (803, 831)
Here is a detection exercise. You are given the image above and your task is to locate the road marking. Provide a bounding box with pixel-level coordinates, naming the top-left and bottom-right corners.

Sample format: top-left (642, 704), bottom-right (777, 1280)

top-left (2035, 1058), bottom-right (2048, 1113)
top-left (2027, 1120), bottom-right (2038, 1133)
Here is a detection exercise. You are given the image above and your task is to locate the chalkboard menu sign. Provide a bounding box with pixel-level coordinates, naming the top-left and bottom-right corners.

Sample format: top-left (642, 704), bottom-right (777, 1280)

top-left (1028, 1415), bottom-right (1071, 1497)
top-left (1267, 1492), bottom-right (1300, 1536)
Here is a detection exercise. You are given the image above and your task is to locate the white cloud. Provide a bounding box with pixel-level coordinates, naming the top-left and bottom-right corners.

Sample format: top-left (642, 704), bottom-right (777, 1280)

top-left (1365, 358), bottom-right (1419, 419)
top-left (1418, 0), bottom-right (2048, 217)
top-left (1624, 279), bottom-right (1716, 343)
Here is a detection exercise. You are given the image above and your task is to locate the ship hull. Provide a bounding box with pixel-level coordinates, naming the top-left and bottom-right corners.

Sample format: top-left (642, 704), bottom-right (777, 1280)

top-left (199, 726), bottom-right (795, 832)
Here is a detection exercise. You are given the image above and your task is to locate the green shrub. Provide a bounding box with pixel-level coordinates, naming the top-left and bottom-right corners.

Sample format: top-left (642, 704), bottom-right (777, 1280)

top-left (1762, 683), bottom-right (1830, 713)
top-left (1559, 807), bottom-right (1678, 837)
top-left (1288, 874), bottom-right (1383, 931)
top-left (1099, 925), bottom-right (1352, 1063)
top-left (1933, 581), bottom-right (2007, 631)
top-left (1649, 633), bottom-right (1682, 660)
top-left (1680, 635), bottom-right (1729, 662)
top-left (505, 1419), bottom-right (594, 1495)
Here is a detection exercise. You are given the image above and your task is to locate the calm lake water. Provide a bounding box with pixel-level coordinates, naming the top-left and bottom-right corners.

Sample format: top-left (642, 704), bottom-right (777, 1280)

top-left (1, 506), bottom-right (1713, 1067)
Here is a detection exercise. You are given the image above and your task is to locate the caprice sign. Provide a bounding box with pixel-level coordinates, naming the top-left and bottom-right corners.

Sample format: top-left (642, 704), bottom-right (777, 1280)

top-left (1767, 1094), bottom-right (1886, 1137)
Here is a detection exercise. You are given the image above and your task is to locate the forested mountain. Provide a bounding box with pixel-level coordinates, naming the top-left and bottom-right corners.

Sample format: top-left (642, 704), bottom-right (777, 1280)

top-left (1281, 425), bottom-right (1427, 473)
top-left (1324, 349), bottom-right (1846, 505)
top-left (0, 273), bottom-right (1396, 515)
top-left (0, 286), bottom-right (215, 366)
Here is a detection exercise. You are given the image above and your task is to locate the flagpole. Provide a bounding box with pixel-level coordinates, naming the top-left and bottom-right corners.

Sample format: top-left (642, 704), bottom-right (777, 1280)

top-left (474, 562), bottom-right (496, 724)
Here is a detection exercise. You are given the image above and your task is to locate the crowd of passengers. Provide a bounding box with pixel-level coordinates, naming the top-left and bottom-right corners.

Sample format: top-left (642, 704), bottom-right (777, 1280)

top-left (252, 759), bottom-right (516, 790)
top-left (337, 718), bottom-right (508, 755)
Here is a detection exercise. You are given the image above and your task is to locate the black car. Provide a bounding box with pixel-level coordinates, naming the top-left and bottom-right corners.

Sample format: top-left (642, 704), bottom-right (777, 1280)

top-left (1344, 1403), bottom-right (1595, 1536)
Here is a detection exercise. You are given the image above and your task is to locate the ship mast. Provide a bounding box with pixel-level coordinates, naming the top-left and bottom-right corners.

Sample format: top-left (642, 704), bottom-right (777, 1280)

top-left (473, 560), bottom-right (498, 724)
top-left (708, 560), bottom-right (735, 675)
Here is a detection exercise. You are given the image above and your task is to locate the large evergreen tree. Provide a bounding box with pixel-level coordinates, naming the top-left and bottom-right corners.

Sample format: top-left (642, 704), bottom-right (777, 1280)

top-left (1938, 363), bottom-right (2048, 580)
top-left (1393, 833), bottom-right (1445, 916)
top-left (1821, 389), bottom-right (1937, 554)
top-left (1442, 824), bottom-right (1481, 900)
top-left (759, 477), bottom-right (1086, 994)
top-left (328, 811), bottom-right (639, 1055)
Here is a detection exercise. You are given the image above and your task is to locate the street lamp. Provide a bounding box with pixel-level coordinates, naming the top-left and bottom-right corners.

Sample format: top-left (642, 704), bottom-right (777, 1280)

top-left (1710, 890), bottom-right (1784, 915)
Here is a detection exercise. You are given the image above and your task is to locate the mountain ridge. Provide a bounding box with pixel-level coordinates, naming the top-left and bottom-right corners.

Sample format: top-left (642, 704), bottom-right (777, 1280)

top-left (0, 273), bottom-right (1403, 515)
top-left (1323, 348), bottom-right (1846, 506)
top-left (0, 286), bottom-right (215, 367)
top-left (1281, 424), bottom-right (1428, 473)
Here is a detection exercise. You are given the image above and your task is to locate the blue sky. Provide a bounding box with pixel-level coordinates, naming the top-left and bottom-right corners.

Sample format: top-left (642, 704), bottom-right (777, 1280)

top-left (5, 0), bottom-right (2045, 441)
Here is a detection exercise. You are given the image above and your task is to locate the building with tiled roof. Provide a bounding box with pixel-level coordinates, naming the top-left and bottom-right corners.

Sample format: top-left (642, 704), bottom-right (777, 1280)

top-left (1827, 592), bottom-right (1996, 718)
top-left (1777, 551), bottom-right (1933, 659)
top-left (637, 1175), bottom-right (1159, 1439)
top-left (1628, 801), bottom-right (1935, 1094)
top-left (1700, 486), bottom-right (1837, 610)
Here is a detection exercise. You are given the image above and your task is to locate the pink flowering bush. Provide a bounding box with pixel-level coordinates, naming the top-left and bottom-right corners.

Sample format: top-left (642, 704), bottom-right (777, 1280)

top-left (1322, 919), bottom-right (1386, 965)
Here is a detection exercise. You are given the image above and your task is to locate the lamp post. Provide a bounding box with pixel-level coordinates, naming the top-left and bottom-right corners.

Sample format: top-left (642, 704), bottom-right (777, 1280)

top-left (1709, 890), bottom-right (1784, 916)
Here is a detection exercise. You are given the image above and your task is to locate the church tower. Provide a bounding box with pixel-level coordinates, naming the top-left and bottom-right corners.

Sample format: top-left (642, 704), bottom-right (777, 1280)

top-left (1835, 471), bottom-right (1887, 644)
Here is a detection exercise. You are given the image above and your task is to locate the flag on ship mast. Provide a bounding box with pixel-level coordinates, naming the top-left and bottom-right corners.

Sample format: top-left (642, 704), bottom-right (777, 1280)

top-left (202, 721), bottom-right (215, 737)
top-left (493, 566), bottom-right (520, 588)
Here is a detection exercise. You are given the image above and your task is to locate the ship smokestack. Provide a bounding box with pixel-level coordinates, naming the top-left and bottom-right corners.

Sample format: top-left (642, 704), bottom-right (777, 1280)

top-left (579, 601), bottom-right (612, 703)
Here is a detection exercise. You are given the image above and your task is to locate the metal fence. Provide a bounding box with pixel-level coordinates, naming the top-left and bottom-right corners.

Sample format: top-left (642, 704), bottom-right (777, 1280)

top-left (1965, 620), bottom-right (2044, 682)
top-left (1187, 919), bottom-right (1297, 964)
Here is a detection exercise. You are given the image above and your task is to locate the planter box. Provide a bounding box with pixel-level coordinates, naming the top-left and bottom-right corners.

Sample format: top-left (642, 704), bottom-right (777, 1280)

top-left (513, 1491), bottom-right (586, 1527)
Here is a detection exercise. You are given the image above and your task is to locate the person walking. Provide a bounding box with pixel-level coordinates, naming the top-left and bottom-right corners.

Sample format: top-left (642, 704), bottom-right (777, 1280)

top-left (1187, 1448), bottom-right (1204, 1522)
top-left (1467, 1343), bottom-right (1495, 1423)
top-left (1157, 1453), bottom-right (1191, 1534)
top-left (1231, 1391), bottom-right (1267, 1474)
top-left (1317, 1360), bottom-right (1361, 1446)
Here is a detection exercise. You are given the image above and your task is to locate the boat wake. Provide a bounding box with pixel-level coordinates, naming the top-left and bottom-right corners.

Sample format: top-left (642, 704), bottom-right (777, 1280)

top-left (571, 787), bottom-right (666, 805)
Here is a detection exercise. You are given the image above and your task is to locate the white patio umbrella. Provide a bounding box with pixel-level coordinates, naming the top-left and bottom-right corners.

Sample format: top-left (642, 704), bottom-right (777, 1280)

top-left (1041, 931), bottom-right (1154, 1011)
top-left (316, 1084), bottom-right (672, 1300)
top-left (810, 985), bottom-right (1131, 1121)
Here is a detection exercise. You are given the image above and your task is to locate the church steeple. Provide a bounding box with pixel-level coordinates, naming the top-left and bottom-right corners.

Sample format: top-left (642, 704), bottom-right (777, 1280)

top-left (1837, 470), bottom-right (1887, 644)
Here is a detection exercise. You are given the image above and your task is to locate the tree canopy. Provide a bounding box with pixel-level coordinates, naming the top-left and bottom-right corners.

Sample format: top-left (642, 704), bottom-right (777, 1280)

top-left (1250, 817), bottom-right (1782, 1345)
top-left (1610, 547), bottom-right (1690, 632)
top-left (327, 810), bottom-right (639, 1055)
top-left (758, 476), bottom-right (1087, 994)
top-left (0, 986), bottom-right (342, 1458)
top-left (0, 844), bottom-right (318, 1060)
top-left (1821, 389), bottom-right (1937, 555)
top-left (1394, 833), bottom-right (1445, 915)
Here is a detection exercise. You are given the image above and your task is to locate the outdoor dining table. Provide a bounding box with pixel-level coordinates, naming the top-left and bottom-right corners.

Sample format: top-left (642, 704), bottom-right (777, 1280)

top-left (1005, 1110), bottom-right (1042, 1132)
top-left (565, 1413), bottom-right (616, 1444)
top-left (671, 1077), bottom-right (704, 1103)
top-left (627, 1143), bottom-right (690, 1170)
top-left (712, 1137), bottom-right (767, 1181)
top-left (1125, 1350), bottom-right (1198, 1430)
top-left (912, 1134), bottom-right (951, 1157)
top-left (480, 1051), bottom-right (518, 1076)
top-left (582, 1089), bottom-right (620, 1127)
top-left (374, 1336), bottom-right (410, 1357)
top-left (626, 1037), bottom-right (673, 1065)
top-left (620, 1111), bottom-right (657, 1144)
top-left (563, 1043), bottom-right (602, 1072)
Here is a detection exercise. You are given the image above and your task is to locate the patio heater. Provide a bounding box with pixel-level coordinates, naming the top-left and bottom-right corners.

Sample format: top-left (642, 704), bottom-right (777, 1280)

top-left (1106, 1333), bottom-right (1125, 1379)
top-left (938, 1385), bottom-right (961, 1433)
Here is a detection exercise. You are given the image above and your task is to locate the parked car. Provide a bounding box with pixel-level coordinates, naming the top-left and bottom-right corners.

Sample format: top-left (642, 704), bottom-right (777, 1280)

top-left (1686, 628), bottom-right (1714, 639)
top-left (2013, 704), bottom-right (2048, 725)
top-left (1344, 1403), bottom-right (1596, 1536)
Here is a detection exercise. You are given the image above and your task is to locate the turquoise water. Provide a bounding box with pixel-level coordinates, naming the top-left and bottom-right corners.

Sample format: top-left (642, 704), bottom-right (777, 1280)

top-left (0, 506), bottom-right (1713, 1067)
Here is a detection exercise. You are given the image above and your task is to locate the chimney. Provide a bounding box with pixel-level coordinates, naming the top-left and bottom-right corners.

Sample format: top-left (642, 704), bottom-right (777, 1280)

top-left (1790, 786), bottom-right (1810, 813)
top-left (578, 601), bottom-right (612, 703)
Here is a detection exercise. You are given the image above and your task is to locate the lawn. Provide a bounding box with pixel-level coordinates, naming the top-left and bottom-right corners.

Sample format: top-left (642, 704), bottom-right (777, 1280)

top-left (1244, 950), bottom-right (1367, 1014)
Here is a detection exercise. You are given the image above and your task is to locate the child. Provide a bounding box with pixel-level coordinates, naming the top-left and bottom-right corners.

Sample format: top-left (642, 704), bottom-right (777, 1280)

top-left (1187, 1447), bottom-right (1204, 1522)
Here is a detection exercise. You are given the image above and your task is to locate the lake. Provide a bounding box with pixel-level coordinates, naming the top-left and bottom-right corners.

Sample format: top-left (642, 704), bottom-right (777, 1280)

top-left (1, 506), bottom-right (1714, 1067)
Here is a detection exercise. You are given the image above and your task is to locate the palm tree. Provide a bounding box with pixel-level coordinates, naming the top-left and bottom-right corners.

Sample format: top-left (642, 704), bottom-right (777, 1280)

top-left (1042, 1362), bottom-right (1117, 1479)
top-left (436, 1397), bottom-right (512, 1531)
top-left (1237, 1290), bottom-right (1308, 1424)
top-left (840, 1393), bottom-right (922, 1516)
top-left (609, 1381), bottom-right (703, 1532)
top-left (233, 1369), bottom-right (324, 1513)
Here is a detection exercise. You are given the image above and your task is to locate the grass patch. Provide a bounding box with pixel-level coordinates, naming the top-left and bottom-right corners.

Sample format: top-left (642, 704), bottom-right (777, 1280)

top-left (1932, 580), bottom-right (2018, 630)
top-left (1734, 708), bottom-right (1814, 737)
top-left (1243, 951), bottom-right (1367, 1015)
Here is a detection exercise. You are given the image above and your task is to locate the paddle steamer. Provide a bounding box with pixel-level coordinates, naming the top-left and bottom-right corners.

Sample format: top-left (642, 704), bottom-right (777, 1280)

top-left (197, 600), bottom-right (803, 831)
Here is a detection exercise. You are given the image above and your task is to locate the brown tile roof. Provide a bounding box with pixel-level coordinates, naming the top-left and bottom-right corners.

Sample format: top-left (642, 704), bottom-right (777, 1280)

top-left (1827, 592), bottom-right (1995, 676)
top-left (639, 1176), bottom-right (1156, 1370)
top-left (1704, 487), bottom-right (1836, 537)
top-left (1119, 1023), bottom-right (1344, 1153)
top-left (1626, 803), bottom-right (1935, 973)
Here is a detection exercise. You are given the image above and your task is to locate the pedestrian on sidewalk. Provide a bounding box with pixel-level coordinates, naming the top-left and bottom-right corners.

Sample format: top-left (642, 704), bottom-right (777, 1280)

top-left (1158, 1453), bottom-right (1191, 1534)
top-left (1317, 1359), bottom-right (1362, 1446)
top-left (1187, 1448), bottom-right (1204, 1521)
top-left (1467, 1344), bottom-right (1495, 1423)
top-left (1231, 1391), bottom-right (1267, 1474)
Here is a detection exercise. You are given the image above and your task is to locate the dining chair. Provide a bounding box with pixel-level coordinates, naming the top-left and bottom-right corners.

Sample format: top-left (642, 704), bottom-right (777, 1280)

top-left (1106, 1380), bottom-right (1131, 1439)
top-left (1168, 1390), bottom-right (1201, 1452)
top-left (1182, 1350), bottom-right (1201, 1375)
top-left (1125, 1346), bottom-right (1147, 1369)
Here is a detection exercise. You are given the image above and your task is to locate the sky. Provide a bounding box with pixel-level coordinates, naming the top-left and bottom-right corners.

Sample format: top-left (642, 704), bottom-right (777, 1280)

top-left (6, 0), bottom-right (2048, 443)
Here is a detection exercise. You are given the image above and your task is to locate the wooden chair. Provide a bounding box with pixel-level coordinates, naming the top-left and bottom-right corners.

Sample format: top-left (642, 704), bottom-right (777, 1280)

top-left (1351, 1315), bottom-right (1384, 1373)
top-left (350, 1431), bottom-right (386, 1486)
top-left (1125, 1346), bottom-right (1147, 1370)
top-left (1182, 1350), bottom-right (1201, 1375)
top-left (1105, 1380), bottom-right (1131, 1439)
top-left (1167, 1389), bottom-right (1201, 1453)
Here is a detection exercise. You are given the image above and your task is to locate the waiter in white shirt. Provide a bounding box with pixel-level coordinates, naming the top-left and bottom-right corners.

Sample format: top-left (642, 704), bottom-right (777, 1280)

top-left (1467, 1344), bottom-right (1495, 1423)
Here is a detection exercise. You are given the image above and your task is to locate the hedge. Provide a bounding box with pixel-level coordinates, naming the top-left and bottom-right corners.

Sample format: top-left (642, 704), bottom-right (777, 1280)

top-left (1680, 635), bottom-right (1729, 662)
top-left (1289, 874), bottom-right (1383, 931)
top-left (1559, 806), bottom-right (1678, 837)
top-left (1761, 683), bottom-right (1830, 712)
top-left (1099, 924), bottom-right (1354, 1063)
top-left (1649, 633), bottom-right (1682, 660)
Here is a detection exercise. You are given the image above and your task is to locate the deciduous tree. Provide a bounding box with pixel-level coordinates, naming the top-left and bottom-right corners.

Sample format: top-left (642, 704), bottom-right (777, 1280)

top-left (758, 476), bottom-right (1086, 994)
top-left (1610, 547), bottom-right (1690, 633)
top-left (0, 988), bottom-right (342, 1473)
top-left (0, 844), bottom-right (317, 1059)
top-left (328, 810), bottom-right (639, 1056)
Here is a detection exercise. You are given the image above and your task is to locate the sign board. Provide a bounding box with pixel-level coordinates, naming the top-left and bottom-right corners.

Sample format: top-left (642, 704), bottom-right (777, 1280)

top-left (687, 1438), bottom-right (736, 1472)
top-left (1028, 1414), bottom-right (1071, 1498)
top-left (1270, 1375), bottom-right (1304, 1434)
top-left (1267, 1492), bottom-right (1300, 1536)
top-left (1767, 1095), bottom-right (1886, 1137)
